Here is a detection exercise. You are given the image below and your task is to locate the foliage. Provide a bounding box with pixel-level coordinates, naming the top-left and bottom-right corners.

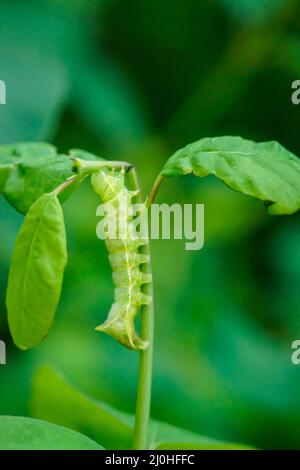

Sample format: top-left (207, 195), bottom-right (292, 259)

top-left (6, 193), bottom-right (67, 350)
top-left (0, 0), bottom-right (147, 149)
top-left (0, 143), bottom-right (72, 214)
top-left (1, 131), bottom-right (298, 449)
top-left (31, 365), bottom-right (252, 450)
top-left (162, 136), bottom-right (300, 215)
top-left (1, 0), bottom-right (300, 451)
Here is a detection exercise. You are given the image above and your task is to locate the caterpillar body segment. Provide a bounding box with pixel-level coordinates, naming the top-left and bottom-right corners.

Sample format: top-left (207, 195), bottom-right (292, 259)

top-left (92, 168), bottom-right (152, 351)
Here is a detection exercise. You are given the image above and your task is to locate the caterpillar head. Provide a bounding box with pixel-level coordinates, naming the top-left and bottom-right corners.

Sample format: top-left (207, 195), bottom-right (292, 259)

top-left (91, 168), bottom-right (125, 202)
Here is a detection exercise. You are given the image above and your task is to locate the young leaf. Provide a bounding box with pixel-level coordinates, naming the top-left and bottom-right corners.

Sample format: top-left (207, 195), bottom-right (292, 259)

top-left (0, 143), bottom-right (73, 214)
top-left (0, 416), bottom-right (103, 450)
top-left (161, 136), bottom-right (300, 215)
top-left (6, 193), bottom-right (67, 350)
top-left (31, 365), bottom-right (253, 450)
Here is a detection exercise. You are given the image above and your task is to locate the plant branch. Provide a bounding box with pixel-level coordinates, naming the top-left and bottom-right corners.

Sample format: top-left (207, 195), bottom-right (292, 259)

top-left (72, 158), bottom-right (132, 177)
top-left (146, 174), bottom-right (164, 209)
top-left (52, 175), bottom-right (78, 196)
top-left (127, 167), bottom-right (154, 450)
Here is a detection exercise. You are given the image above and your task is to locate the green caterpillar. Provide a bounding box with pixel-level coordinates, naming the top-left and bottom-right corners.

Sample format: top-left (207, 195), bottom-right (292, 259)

top-left (91, 168), bottom-right (152, 351)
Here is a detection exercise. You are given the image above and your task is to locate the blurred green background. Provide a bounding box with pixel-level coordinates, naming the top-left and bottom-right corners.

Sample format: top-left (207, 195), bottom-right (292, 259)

top-left (1, 0), bottom-right (300, 450)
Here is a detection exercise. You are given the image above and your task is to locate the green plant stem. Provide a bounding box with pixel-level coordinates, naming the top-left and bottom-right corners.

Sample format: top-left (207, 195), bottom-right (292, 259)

top-left (133, 264), bottom-right (154, 450)
top-left (52, 175), bottom-right (78, 196)
top-left (72, 158), bottom-right (132, 177)
top-left (146, 175), bottom-right (164, 209)
top-left (127, 168), bottom-right (154, 450)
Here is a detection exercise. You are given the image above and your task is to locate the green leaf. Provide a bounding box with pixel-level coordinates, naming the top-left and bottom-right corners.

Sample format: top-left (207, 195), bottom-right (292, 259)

top-left (151, 422), bottom-right (253, 450)
top-left (0, 416), bottom-right (103, 450)
top-left (31, 365), bottom-right (253, 450)
top-left (31, 365), bottom-right (133, 450)
top-left (69, 148), bottom-right (104, 161)
top-left (161, 136), bottom-right (300, 215)
top-left (6, 194), bottom-right (67, 350)
top-left (0, 1), bottom-right (147, 148)
top-left (0, 142), bottom-right (73, 214)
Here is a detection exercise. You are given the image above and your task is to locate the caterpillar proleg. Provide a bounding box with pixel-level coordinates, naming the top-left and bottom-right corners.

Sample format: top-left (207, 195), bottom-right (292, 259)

top-left (92, 168), bottom-right (152, 351)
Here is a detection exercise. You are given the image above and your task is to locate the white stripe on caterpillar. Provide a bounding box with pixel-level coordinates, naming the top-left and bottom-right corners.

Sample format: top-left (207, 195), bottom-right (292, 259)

top-left (92, 168), bottom-right (152, 351)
